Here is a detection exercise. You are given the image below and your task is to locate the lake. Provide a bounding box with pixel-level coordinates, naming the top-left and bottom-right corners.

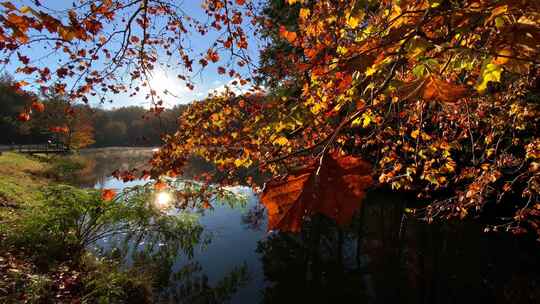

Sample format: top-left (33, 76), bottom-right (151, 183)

top-left (75, 148), bottom-right (540, 304)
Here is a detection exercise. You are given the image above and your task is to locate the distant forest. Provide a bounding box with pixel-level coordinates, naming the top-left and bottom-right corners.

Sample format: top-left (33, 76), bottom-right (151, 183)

top-left (0, 75), bottom-right (185, 148)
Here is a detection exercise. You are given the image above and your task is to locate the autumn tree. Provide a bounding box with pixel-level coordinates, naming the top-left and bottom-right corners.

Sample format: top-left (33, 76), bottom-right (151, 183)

top-left (1, 0), bottom-right (539, 236)
top-left (0, 75), bottom-right (43, 144)
top-left (153, 0), bottom-right (540, 236)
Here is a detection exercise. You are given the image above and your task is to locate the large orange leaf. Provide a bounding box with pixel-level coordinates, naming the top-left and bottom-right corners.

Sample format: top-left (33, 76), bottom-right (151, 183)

top-left (260, 154), bottom-right (372, 232)
top-left (398, 76), bottom-right (468, 103)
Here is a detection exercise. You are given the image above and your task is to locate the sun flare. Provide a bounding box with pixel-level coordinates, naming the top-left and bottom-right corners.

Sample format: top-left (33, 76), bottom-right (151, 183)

top-left (147, 71), bottom-right (182, 96)
top-left (155, 191), bottom-right (173, 208)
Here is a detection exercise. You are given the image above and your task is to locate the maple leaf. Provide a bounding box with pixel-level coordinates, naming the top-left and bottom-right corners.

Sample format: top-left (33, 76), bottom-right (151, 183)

top-left (17, 52), bottom-right (29, 64)
top-left (398, 76), bottom-right (468, 103)
top-left (279, 25), bottom-right (297, 44)
top-left (1, 2), bottom-right (17, 11)
top-left (17, 112), bottom-right (30, 122)
top-left (206, 49), bottom-right (220, 63)
top-left (476, 63), bottom-right (502, 93)
top-left (101, 189), bottom-right (116, 201)
top-left (423, 76), bottom-right (468, 102)
top-left (260, 154), bottom-right (373, 232)
top-left (49, 125), bottom-right (69, 133)
top-left (31, 101), bottom-right (45, 112)
top-left (154, 181), bottom-right (167, 191)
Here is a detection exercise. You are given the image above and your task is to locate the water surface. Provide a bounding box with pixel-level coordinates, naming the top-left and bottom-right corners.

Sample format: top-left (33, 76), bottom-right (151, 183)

top-left (76, 148), bottom-right (540, 304)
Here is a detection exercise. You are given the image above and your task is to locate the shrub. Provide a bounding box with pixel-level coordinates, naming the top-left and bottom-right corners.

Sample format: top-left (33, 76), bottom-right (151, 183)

top-left (81, 253), bottom-right (153, 304)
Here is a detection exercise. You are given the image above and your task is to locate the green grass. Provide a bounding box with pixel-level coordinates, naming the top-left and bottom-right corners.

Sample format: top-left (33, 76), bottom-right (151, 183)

top-left (0, 152), bottom-right (52, 220)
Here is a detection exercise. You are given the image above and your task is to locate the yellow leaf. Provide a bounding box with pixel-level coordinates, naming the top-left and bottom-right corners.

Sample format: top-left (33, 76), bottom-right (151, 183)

top-left (362, 113), bottom-right (371, 128)
top-left (485, 5), bottom-right (508, 25)
top-left (19, 6), bottom-right (32, 14)
top-left (351, 117), bottom-right (362, 127)
top-left (299, 8), bottom-right (310, 20)
top-left (421, 132), bottom-right (431, 141)
top-left (234, 158), bottom-right (245, 168)
top-left (273, 136), bottom-right (289, 146)
top-left (365, 66), bottom-right (377, 76)
top-left (337, 45), bottom-right (348, 55)
top-left (411, 129), bottom-right (420, 139)
top-left (430, 0), bottom-right (442, 8)
top-left (234, 156), bottom-right (252, 168)
top-left (347, 16), bottom-right (360, 29)
top-left (310, 102), bottom-right (324, 114)
top-left (476, 63), bottom-right (502, 93)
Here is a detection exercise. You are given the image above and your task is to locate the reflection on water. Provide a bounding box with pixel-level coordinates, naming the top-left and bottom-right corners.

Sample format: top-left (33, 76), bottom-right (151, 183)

top-left (77, 148), bottom-right (539, 304)
top-left (75, 147), bottom-right (154, 187)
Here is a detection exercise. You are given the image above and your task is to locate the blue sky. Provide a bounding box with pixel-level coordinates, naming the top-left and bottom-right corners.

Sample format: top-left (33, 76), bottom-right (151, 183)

top-left (5, 0), bottom-right (264, 109)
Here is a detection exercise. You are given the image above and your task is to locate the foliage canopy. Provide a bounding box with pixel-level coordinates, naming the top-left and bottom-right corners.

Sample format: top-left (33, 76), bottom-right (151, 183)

top-left (1, 0), bottom-right (539, 235)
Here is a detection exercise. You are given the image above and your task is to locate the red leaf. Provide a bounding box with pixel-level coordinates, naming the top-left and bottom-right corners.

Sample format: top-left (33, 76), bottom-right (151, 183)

top-left (17, 112), bottom-right (30, 122)
top-left (17, 52), bottom-right (29, 64)
top-left (206, 49), bottom-right (220, 63)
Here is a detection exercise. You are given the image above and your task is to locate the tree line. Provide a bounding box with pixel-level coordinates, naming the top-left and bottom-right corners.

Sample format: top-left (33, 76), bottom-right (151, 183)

top-left (0, 75), bottom-right (185, 148)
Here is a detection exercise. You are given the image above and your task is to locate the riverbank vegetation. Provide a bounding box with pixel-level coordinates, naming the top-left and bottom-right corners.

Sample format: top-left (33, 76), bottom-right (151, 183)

top-left (0, 153), bottom-right (211, 303)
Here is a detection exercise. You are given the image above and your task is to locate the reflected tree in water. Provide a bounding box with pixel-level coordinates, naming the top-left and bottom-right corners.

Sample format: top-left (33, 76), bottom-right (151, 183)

top-left (256, 190), bottom-right (540, 304)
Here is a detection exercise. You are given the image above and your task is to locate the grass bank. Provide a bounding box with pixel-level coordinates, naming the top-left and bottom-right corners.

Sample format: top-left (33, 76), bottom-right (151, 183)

top-left (0, 152), bottom-right (154, 303)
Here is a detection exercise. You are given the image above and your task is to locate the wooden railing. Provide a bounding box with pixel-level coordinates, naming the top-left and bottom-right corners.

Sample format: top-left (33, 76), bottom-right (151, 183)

top-left (15, 143), bottom-right (70, 154)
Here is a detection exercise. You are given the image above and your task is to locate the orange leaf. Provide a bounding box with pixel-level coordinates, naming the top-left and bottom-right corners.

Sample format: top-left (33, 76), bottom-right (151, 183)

top-left (202, 200), bottom-right (213, 209)
top-left (1, 2), bottom-right (17, 11)
top-left (260, 153), bottom-right (372, 232)
top-left (398, 76), bottom-right (468, 103)
top-left (101, 189), bottom-right (116, 201)
top-left (154, 181), bottom-right (167, 191)
top-left (206, 49), bottom-right (220, 63)
top-left (279, 25), bottom-right (297, 44)
top-left (423, 76), bottom-right (468, 102)
top-left (31, 101), bottom-right (45, 112)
